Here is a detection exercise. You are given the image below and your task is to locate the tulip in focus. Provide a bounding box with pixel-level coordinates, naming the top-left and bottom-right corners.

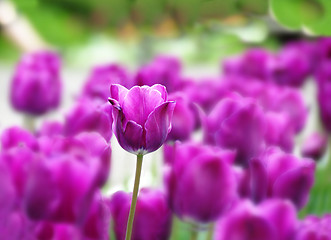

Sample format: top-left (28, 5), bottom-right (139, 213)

top-left (109, 188), bottom-right (172, 240)
top-left (164, 141), bottom-right (237, 223)
top-left (108, 84), bottom-right (175, 155)
top-left (10, 51), bottom-right (62, 116)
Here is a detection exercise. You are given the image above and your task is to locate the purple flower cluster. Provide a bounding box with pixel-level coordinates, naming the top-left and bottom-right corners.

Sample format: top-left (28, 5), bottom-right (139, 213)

top-left (3, 37), bottom-right (331, 239)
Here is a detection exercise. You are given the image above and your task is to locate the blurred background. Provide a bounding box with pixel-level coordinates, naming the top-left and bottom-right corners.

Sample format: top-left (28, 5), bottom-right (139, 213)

top-left (0, 0), bottom-right (330, 222)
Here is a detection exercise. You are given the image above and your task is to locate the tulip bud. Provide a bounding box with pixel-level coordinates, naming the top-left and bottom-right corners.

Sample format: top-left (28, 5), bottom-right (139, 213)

top-left (65, 98), bottom-right (113, 142)
top-left (301, 132), bottom-right (328, 160)
top-left (244, 147), bottom-right (315, 209)
top-left (134, 56), bottom-right (181, 93)
top-left (82, 64), bottom-right (131, 101)
top-left (215, 200), bottom-right (298, 240)
top-left (164, 142), bottom-right (237, 223)
top-left (10, 51), bottom-right (61, 115)
top-left (108, 84), bottom-right (175, 155)
top-left (166, 93), bottom-right (196, 142)
top-left (203, 94), bottom-right (266, 166)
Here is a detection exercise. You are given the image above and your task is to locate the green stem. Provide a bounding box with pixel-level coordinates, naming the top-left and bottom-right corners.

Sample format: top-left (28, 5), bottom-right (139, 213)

top-left (190, 229), bottom-right (198, 240)
top-left (170, 215), bottom-right (179, 240)
top-left (23, 114), bottom-right (35, 132)
top-left (205, 223), bottom-right (214, 240)
top-left (125, 154), bottom-right (143, 240)
top-left (190, 223), bottom-right (199, 240)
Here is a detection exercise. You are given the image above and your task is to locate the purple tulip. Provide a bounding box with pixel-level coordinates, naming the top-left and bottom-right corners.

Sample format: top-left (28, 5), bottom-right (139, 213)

top-left (223, 48), bottom-right (272, 80)
top-left (266, 49), bottom-right (310, 87)
top-left (64, 98), bottom-right (113, 142)
top-left (221, 77), bottom-right (308, 133)
top-left (295, 214), bottom-right (331, 239)
top-left (301, 132), bottom-right (328, 161)
top-left (203, 94), bottom-right (266, 166)
top-left (316, 38), bottom-right (331, 62)
top-left (164, 141), bottom-right (237, 223)
top-left (10, 51), bottom-right (62, 115)
top-left (108, 84), bottom-right (175, 155)
top-left (1, 126), bottom-right (38, 151)
top-left (246, 147), bottom-right (315, 209)
top-left (166, 93), bottom-right (196, 142)
top-left (22, 133), bottom-right (111, 223)
top-left (315, 61), bottom-right (331, 132)
top-left (37, 121), bottom-right (64, 137)
top-left (82, 64), bottom-right (131, 101)
top-left (215, 200), bottom-right (298, 240)
top-left (258, 85), bottom-right (308, 133)
top-left (109, 188), bottom-right (172, 240)
top-left (264, 112), bottom-right (295, 152)
top-left (134, 56), bottom-right (181, 93)
top-left (181, 78), bottom-right (228, 114)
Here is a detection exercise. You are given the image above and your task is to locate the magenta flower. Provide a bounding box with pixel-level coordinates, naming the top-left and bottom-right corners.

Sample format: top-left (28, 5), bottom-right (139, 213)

top-left (108, 84), bottom-right (175, 155)
top-left (134, 56), bottom-right (181, 93)
top-left (164, 141), bottom-right (237, 223)
top-left (64, 98), bottom-right (113, 142)
top-left (215, 200), bottom-right (298, 240)
top-left (301, 132), bottom-right (328, 161)
top-left (246, 147), bottom-right (315, 209)
top-left (264, 112), bottom-right (295, 152)
top-left (109, 188), bottom-right (172, 240)
top-left (315, 61), bottom-right (331, 132)
top-left (295, 214), bottom-right (331, 239)
top-left (82, 64), bottom-right (131, 101)
top-left (10, 51), bottom-right (62, 115)
top-left (223, 48), bottom-right (272, 80)
top-left (1, 126), bottom-right (38, 151)
top-left (166, 93), bottom-right (196, 142)
top-left (203, 94), bottom-right (266, 166)
top-left (266, 49), bottom-right (310, 87)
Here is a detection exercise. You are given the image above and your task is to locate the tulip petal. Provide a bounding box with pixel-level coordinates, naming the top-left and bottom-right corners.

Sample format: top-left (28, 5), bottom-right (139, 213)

top-left (110, 84), bottom-right (129, 105)
top-left (151, 84), bottom-right (167, 101)
top-left (145, 101), bottom-right (175, 153)
top-left (272, 161), bottom-right (315, 209)
top-left (122, 86), bottom-right (165, 126)
top-left (249, 158), bottom-right (268, 203)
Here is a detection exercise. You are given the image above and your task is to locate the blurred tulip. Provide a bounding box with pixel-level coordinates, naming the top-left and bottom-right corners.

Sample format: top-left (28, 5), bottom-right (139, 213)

top-left (223, 48), bottom-right (272, 80)
top-left (246, 147), bottom-right (315, 209)
top-left (315, 61), bottom-right (331, 132)
top-left (64, 98), bottom-right (113, 142)
top-left (266, 49), bottom-right (310, 87)
top-left (37, 121), bottom-right (64, 137)
top-left (1, 126), bottom-right (38, 151)
top-left (164, 141), bottom-right (237, 223)
top-left (109, 188), bottom-right (172, 240)
top-left (264, 112), bottom-right (295, 152)
top-left (301, 132), bottom-right (328, 160)
top-left (134, 56), bottom-right (181, 93)
top-left (10, 51), bottom-right (61, 115)
top-left (215, 200), bottom-right (298, 240)
top-left (166, 93), bottom-right (196, 142)
top-left (82, 64), bottom-right (131, 101)
top-left (203, 94), bottom-right (266, 166)
top-left (108, 84), bottom-right (175, 155)
top-left (295, 214), bottom-right (331, 239)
